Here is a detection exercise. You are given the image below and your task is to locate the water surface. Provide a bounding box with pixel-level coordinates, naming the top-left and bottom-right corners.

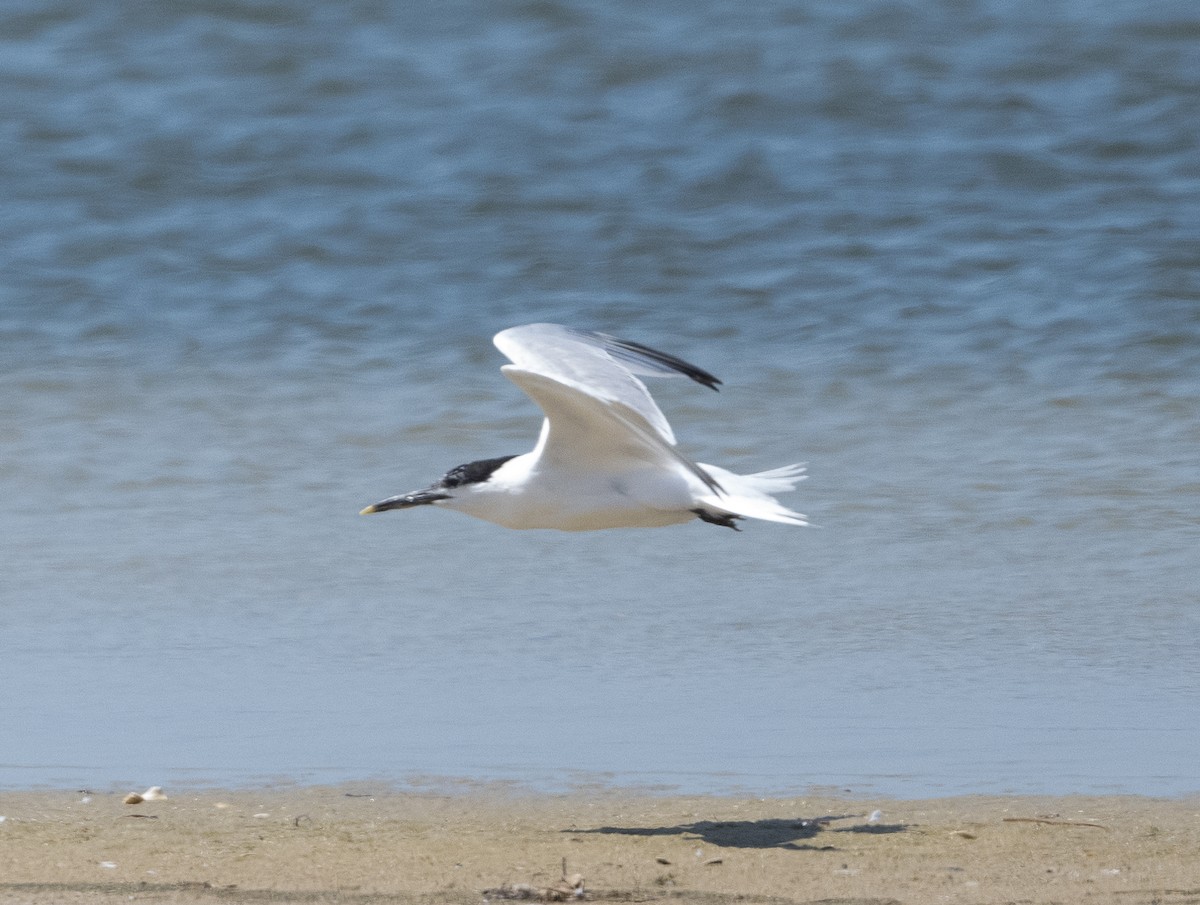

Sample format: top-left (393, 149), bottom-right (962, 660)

top-left (1, 0), bottom-right (1198, 796)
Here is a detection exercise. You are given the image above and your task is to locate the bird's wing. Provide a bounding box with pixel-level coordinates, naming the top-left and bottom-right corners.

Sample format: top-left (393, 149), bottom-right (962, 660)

top-left (493, 323), bottom-right (720, 446)
top-left (500, 367), bottom-right (724, 495)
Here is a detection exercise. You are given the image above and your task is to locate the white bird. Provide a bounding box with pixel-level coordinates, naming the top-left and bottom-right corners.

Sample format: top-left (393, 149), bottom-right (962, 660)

top-left (360, 324), bottom-right (806, 531)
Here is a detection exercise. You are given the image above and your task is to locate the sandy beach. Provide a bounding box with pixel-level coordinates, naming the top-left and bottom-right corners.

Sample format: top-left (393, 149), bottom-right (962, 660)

top-left (1, 785), bottom-right (1197, 905)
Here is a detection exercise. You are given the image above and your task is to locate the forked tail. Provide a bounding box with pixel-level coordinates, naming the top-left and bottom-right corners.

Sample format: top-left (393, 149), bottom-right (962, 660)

top-left (695, 463), bottom-right (808, 526)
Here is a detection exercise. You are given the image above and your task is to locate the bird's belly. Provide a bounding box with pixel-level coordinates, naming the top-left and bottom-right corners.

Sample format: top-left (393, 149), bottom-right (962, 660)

top-left (535, 505), bottom-right (695, 531)
top-left (461, 471), bottom-right (696, 531)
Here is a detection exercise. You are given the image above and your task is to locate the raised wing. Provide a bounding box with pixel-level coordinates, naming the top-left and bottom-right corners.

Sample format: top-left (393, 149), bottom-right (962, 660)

top-left (493, 324), bottom-right (720, 446)
top-left (501, 367), bottom-right (724, 495)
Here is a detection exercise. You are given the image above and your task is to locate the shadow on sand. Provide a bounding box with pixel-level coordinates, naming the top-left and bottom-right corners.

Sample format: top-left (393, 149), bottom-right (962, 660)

top-left (570, 815), bottom-right (909, 850)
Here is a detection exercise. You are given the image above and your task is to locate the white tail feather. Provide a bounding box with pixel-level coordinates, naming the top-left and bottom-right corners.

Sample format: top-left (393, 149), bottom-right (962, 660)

top-left (696, 463), bottom-right (808, 526)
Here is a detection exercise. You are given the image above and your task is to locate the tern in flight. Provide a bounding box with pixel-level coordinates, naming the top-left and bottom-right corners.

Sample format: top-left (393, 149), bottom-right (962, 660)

top-left (360, 324), bottom-right (806, 531)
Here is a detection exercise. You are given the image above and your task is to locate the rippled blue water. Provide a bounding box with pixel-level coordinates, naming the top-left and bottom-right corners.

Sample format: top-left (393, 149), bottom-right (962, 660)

top-left (2, 0), bottom-right (1198, 796)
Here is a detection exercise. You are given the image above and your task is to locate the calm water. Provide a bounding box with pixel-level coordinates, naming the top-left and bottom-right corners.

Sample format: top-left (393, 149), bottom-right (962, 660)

top-left (2, 0), bottom-right (1198, 796)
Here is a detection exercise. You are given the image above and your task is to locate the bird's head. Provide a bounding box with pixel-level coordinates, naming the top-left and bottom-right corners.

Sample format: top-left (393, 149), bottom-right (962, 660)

top-left (359, 454), bottom-right (519, 516)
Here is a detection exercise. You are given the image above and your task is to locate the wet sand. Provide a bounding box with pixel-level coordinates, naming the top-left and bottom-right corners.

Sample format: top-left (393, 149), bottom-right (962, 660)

top-left (1, 785), bottom-right (1197, 904)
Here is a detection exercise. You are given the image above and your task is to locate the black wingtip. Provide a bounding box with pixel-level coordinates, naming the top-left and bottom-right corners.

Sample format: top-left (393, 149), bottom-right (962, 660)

top-left (605, 336), bottom-right (723, 391)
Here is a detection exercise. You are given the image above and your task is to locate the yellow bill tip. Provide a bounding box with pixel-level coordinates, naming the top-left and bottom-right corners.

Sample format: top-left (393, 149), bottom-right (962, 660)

top-left (359, 505), bottom-right (378, 515)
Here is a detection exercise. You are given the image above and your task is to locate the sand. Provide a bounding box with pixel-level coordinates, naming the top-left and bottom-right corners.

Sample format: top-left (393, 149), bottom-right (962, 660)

top-left (1, 784), bottom-right (1198, 905)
